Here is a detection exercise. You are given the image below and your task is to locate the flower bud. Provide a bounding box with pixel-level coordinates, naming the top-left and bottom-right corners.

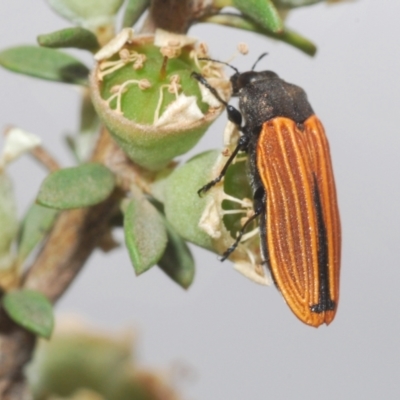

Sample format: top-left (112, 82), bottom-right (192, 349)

top-left (91, 29), bottom-right (230, 171)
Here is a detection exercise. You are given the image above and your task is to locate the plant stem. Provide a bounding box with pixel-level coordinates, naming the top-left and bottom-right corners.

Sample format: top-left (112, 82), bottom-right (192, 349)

top-left (29, 146), bottom-right (61, 172)
top-left (142, 0), bottom-right (216, 33)
top-left (0, 130), bottom-right (121, 398)
top-left (0, 310), bottom-right (35, 400)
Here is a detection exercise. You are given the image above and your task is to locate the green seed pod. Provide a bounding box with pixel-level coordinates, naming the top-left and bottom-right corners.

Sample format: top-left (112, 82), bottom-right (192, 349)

top-left (164, 122), bottom-right (270, 286)
top-left (91, 29), bottom-right (230, 171)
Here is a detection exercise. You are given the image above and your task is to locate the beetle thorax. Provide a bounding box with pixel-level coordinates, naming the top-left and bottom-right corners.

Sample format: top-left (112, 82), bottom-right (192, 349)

top-left (230, 70), bottom-right (279, 96)
top-left (237, 74), bottom-right (314, 128)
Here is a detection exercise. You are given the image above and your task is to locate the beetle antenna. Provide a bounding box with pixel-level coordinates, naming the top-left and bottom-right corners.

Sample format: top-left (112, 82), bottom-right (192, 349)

top-left (191, 72), bottom-right (229, 107)
top-left (251, 52), bottom-right (268, 71)
top-left (198, 57), bottom-right (240, 74)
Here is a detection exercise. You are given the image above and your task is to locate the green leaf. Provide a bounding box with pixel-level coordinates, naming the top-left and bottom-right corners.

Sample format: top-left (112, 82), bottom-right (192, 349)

top-left (158, 220), bottom-right (195, 289)
top-left (66, 89), bottom-right (100, 163)
top-left (232, 0), bottom-right (283, 33)
top-left (203, 14), bottom-right (316, 56)
top-left (79, 92), bottom-right (100, 136)
top-left (45, 0), bottom-right (125, 25)
top-left (164, 150), bottom-right (219, 251)
top-left (274, 0), bottom-right (323, 8)
top-left (0, 46), bottom-right (89, 85)
top-left (221, 158), bottom-right (253, 238)
top-left (3, 289), bottom-right (54, 339)
top-left (122, 0), bottom-right (150, 28)
top-left (37, 163), bottom-right (115, 210)
top-left (124, 194), bottom-right (168, 275)
top-left (17, 204), bottom-right (59, 262)
top-left (37, 27), bottom-right (99, 52)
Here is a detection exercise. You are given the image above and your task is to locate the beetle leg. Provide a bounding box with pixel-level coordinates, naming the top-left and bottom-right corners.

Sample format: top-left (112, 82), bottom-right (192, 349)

top-left (220, 207), bottom-right (262, 261)
top-left (192, 71), bottom-right (249, 195)
top-left (198, 135), bottom-right (249, 196)
top-left (191, 72), bottom-right (243, 128)
top-left (191, 72), bottom-right (228, 106)
top-left (226, 105), bottom-right (242, 128)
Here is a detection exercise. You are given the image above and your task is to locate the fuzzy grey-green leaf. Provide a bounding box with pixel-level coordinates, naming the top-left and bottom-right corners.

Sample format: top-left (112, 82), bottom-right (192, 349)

top-left (232, 0), bottom-right (283, 33)
top-left (123, 0), bottom-right (150, 27)
top-left (158, 219), bottom-right (195, 289)
top-left (17, 204), bottom-right (59, 262)
top-left (124, 196), bottom-right (168, 275)
top-left (37, 163), bottom-right (115, 210)
top-left (45, 0), bottom-right (124, 25)
top-left (164, 150), bottom-right (219, 251)
top-left (0, 46), bottom-right (89, 85)
top-left (38, 27), bottom-right (99, 52)
top-left (3, 290), bottom-right (54, 339)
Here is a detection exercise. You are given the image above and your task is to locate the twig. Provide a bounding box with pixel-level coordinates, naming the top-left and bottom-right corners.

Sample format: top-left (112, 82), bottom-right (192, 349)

top-left (30, 145), bottom-right (61, 172)
top-left (0, 310), bottom-right (35, 400)
top-left (0, 131), bottom-right (121, 396)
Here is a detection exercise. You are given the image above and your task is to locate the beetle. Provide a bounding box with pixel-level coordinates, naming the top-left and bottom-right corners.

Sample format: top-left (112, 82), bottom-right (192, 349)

top-left (192, 55), bottom-right (341, 327)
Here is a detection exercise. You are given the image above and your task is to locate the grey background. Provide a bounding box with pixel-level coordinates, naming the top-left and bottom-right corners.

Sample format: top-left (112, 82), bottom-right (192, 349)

top-left (1, 0), bottom-right (400, 399)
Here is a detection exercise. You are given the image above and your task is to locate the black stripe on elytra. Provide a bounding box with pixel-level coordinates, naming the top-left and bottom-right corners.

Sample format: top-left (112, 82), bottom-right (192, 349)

top-left (310, 174), bottom-right (335, 313)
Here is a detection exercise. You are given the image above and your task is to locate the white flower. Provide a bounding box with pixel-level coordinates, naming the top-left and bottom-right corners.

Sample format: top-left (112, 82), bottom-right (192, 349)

top-left (154, 94), bottom-right (204, 128)
top-left (0, 127), bottom-right (41, 170)
top-left (154, 29), bottom-right (197, 49)
top-left (94, 28), bottom-right (135, 61)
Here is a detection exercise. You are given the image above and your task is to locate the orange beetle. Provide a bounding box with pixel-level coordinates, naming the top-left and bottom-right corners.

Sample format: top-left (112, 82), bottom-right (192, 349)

top-left (192, 57), bottom-right (341, 327)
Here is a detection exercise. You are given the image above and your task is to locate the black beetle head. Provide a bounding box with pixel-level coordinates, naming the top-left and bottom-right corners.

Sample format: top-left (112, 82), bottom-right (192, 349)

top-left (230, 70), bottom-right (279, 96)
